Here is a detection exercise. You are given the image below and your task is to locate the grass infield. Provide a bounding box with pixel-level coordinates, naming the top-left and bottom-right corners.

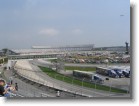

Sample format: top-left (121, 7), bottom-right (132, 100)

top-left (65, 66), bottom-right (96, 71)
top-left (39, 66), bottom-right (127, 93)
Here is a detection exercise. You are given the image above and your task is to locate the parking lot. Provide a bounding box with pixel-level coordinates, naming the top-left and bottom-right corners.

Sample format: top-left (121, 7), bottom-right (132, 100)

top-left (95, 73), bottom-right (130, 91)
top-left (63, 66), bottom-right (130, 91)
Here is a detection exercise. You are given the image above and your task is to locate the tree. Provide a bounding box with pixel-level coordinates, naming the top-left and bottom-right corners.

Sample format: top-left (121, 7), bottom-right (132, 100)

top-left (2, 48), bottom-right (8, 55)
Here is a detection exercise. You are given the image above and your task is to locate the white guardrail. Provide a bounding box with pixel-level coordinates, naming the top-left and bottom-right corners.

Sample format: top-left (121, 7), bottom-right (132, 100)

top-left (0, 92), bottom-right (24, 98)
top-left (14, 63), bottom-right (128, 98)
top-left (9, 92), bottom-right (24, 97)
top-left (14, 66), bottom-right (90, 97)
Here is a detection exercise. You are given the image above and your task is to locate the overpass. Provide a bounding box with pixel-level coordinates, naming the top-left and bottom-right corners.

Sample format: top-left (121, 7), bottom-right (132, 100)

top-left (0, 48), bottom-right (63, 60)
top-left (6, 53), bottom-right (63, 70)
top-left (7, 53), bottom-right (63, 60)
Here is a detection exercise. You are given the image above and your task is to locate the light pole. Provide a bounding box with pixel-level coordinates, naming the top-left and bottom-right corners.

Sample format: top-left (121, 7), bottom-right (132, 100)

top-left (82, 78), bottom-right (85, 88)
top-left (55, 74), bottom-right (56, 79)
top-left (109, 79), bottom-right (112, 96)
top-left (63, 76), bottom-right (65, 82)
top-left (127, 79), bottom-right (129, 94)
top-left (81, 78), bottom-right (85, 96)
top-left (95, 81), bottom-right (97, 90)
top-left (72, 77), bottom-right (74, 86)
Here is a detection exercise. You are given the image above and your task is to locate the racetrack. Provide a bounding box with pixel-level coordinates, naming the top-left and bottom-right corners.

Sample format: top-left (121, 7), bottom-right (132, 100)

top-left (13, 60), bottom-right (130, 98)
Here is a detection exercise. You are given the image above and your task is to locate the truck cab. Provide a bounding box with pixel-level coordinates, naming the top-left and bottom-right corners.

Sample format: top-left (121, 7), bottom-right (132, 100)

top-left (108, 70), bottom-right (119, 78)
top-left (92, 74), bottom-right (104, 84)
top-left (122, 69), bottom-right (130, 78)
top-left (113, 68), bottom-right (124, 78)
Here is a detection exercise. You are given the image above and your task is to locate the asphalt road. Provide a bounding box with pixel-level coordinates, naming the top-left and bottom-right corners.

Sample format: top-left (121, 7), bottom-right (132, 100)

top-left (65, 63), bottom-right (130, 67)
top-left (35, 59), bottom-right (130, 67)
top-left (4, 69), bottom-right (56, 97)
top-left (28, 60), bottom-right (130, 97)
top-left (32, 59), bottom-right (130, 90)
top-left (4, 68), bottom-right (86, 98)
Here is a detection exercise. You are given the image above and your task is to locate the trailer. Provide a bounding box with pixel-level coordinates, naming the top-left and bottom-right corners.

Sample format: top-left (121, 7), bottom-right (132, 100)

top-left (115, 67), bottom-right (130, 78)
top-left (109, 66), bottom-right (130, 78)
top-left (73, 70), bottom-right (92, 79)
top-left (96, 67), bottom-right (119, 78)
top-left (73, 70), bottom-right (104, 84)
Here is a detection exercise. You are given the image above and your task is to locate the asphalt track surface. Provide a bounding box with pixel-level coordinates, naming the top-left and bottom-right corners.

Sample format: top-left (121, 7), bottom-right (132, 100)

top-left (32, 59), bottom-right (130, 90)
top-left (4, 68), bottom-right (85, 98)
top-left (27, 60), bottom-right (130, 98)
top-left (4, 69), bottom-right (56, 97)
top-left (65, 63), bottom-right (130, 68)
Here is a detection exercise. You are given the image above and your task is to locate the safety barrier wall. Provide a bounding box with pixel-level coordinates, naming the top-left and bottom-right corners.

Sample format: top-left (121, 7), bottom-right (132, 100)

top-left (13, 61), bottom-right (129, 98)
top-left (14, 66), bottom-right (91, 97)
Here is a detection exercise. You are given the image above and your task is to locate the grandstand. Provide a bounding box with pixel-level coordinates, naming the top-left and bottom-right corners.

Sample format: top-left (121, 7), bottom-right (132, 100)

top-left (32, 44), bottom-right (94, 51)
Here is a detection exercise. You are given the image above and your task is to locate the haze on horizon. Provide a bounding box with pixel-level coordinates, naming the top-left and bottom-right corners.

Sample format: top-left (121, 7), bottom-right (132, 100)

top-left (0, 0), bottom-right (130, 49)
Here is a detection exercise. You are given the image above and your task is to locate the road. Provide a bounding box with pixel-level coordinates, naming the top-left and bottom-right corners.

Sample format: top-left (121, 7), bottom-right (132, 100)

top-left (4, 69), bottom-right (56, 97)
top-left (28, 60), bottom-right (130, 97)
top-left (34, 59), bottom-right (130, 68)
top-left (4, 68), bottom-right (85, 98)
top-left (65, 63), bottom-right (130, 67)
top-left (31, 59), bottom-right (130, 89)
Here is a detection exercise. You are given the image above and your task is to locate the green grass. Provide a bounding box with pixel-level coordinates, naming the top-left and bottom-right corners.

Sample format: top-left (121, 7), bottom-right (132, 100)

top-left (65, 66), bottom-right (96, 71)
top-left (39, 66), bottom-right (127, 93)
top-left (48, 59), bottom-right (58, 63)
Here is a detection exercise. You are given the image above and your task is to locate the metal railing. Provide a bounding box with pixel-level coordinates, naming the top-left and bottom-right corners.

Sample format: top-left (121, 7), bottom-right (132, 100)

top-left (12, 65), bottom-right (129, 98)
top-left (13, 67), bottom-right (90, 97)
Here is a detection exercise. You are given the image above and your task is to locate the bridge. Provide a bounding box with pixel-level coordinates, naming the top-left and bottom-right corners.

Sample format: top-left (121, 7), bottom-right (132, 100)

top-left (7, 53), bottom-right (63, 60)
top-left (0, 48), bottom-right (64, 60)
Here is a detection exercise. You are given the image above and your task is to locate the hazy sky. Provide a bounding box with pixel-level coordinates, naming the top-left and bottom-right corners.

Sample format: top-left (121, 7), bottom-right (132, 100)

top-left (0, 0), bottom-right (130, 49)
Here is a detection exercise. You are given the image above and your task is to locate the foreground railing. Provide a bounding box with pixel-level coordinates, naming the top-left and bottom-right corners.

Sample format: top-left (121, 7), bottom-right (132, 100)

top-left (13, 65), bottom-right (129, 98)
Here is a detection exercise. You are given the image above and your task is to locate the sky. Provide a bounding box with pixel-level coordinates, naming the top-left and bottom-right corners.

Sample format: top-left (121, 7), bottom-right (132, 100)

top-left (0, 0), bottom-right (130, 49)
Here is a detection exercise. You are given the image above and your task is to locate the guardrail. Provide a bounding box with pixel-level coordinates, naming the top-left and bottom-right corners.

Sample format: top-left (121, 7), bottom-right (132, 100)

top-left (14, 67), bottom-right (90, 97)
top-left (9, 92), bottom-right (24, 97)
top-left (13, 65), bottom-right (129, 97)
top-left (40, 93), bottom-right (55, 97)
top-left (0, 92), bottom-right (24, 98)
